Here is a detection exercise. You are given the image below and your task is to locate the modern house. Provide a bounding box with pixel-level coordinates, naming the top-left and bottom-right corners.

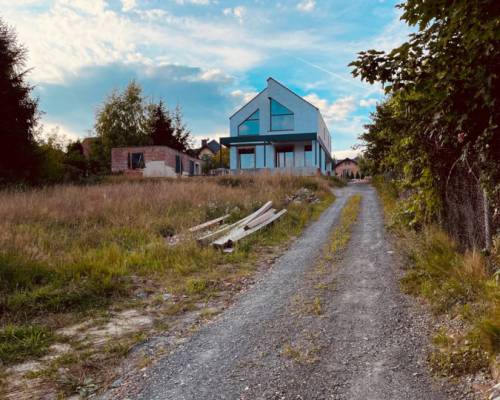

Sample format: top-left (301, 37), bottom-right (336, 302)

top-left (334, 158), bottom-right (360, 179)
top-left (220, 78), bottom-right (333, 175)
top-left (111, 146), bottom-right (201, 177)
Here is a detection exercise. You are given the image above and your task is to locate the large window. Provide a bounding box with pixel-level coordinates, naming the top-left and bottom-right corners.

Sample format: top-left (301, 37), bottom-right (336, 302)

top-left (304, 144), bottom-right (313, 167)
top-left (238, 148), bottom-right (255, 169)
top-left (275, 146), bottom-right (294, 168)
top-left (238, 110), bottom-right (259, 136)
top-left (128, 152), bottom-right (145, 169)
top-left (270, 99), bottom-right (294, 131)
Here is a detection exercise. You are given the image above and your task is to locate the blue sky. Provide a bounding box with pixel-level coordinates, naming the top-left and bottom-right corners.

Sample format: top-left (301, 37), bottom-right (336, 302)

top-left (1, 0), bottom-right (411, 158)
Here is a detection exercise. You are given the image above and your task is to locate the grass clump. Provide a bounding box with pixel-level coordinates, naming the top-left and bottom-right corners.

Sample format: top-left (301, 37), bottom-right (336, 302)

top-left (0, 324), bottom-right (55, 365)
top-left (329, 194), bottom-right (362, 255)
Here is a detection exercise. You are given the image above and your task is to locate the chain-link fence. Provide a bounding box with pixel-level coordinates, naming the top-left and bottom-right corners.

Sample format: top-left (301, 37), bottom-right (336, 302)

top-left (442, 161), bottom-right (499, 251)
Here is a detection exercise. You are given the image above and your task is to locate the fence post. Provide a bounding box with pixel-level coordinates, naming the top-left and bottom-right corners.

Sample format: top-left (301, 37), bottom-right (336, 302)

top-left (483, 188), bottom-right (492, 252)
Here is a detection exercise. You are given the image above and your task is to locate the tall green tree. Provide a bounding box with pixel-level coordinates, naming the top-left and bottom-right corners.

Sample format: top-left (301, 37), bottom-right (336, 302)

top-left (0, 18), bottom-right (40, 184)
top-left (94, 81), bottom-right (150, 169)
top-left (350, 0), bottom-right (500, 197)
top-left (172, 104), bottom-right (193, 152)
top-left (146, 100), bottom-right (176, 147)
top-left (350, 0), bottom-right (500, 238)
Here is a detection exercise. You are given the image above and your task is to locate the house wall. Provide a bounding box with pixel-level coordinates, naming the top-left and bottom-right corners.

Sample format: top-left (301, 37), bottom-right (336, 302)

top-left (229, 78), bottom-right (319, 138)
top-left (334, 160), bottom-right (360, 177)
top-left (198, 148), bottom-right (215, 159)
top-left (111, 146), bottom-right (201, 177)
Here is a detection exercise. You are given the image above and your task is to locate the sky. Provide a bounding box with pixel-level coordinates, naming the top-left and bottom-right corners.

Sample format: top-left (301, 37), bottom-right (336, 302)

top-left (1, 0), bottom-right (412, 159)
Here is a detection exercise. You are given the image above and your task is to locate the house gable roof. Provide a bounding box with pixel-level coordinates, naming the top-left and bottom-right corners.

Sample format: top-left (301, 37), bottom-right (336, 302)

top-left (334, 157), bottom-right (358, 168)
top-left (229, 77), bottom-right (320, 120)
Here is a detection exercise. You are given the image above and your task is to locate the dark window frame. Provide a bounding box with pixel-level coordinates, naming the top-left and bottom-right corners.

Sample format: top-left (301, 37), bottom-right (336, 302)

top-left (304, 144), bottom-right (313, 167)
top-left (275, 145), bottom-right (295, 168)
top-left (270, 98), bottom-right (294, 132)
top-left (238, 110), bottom-right (260, 136)
top-left (128, 152), bottom-right (145, 169)
top-left (238, 147), bottom-right (256, 169)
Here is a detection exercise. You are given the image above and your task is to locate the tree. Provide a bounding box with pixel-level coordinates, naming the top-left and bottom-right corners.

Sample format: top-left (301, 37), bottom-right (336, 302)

top-left (0, 18), bottom-right (40, 184)
top-left (146, 101), bottom-right (176, 147)
top-left (202, 147), bottom-right (229, 174)
top-left (94, 81), bottom-right (150, 169)
top-left (350, 0), bottom-right (500, 237)
top-left (172, 105), bottom-right (193, 152)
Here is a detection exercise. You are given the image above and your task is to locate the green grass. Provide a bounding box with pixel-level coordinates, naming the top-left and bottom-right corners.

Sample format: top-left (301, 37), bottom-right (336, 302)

top-left (373, 175), bottom-right (500, 376)
top-left (0, 174), bottom-right (335, 369)
top-left (0, 324), bottom-right (55, 365)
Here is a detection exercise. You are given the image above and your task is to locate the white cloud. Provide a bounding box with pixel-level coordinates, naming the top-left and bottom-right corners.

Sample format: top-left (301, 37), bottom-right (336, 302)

top-left (230, 89), bottom-right (259, 106)
top-left (121, 0), bottom-right (136, 12)
top-left (39, 120), bottom-right (83, 144)
top-left (223, 6), bottom-right (246, 23)
top-left (297, 0), bottom-right (315, 12)
top-left (332, 149), bottom-right (362, 160)
top-left (359, 98), bottom-right (378, 107)
top-left (197, 68), bottom-right (232, 83)
top-left (57, 0), bottom-right (107, 15)
top-left (304, 94), bottom-right (356, 124)
top-left (176, 0), bottom-right (211, 4)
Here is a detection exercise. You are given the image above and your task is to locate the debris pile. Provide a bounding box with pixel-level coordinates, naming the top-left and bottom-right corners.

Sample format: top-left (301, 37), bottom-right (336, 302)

top-left (285, 187), bottom-right (320, 204)
top-left (192, 201), bottom-right (287, 252)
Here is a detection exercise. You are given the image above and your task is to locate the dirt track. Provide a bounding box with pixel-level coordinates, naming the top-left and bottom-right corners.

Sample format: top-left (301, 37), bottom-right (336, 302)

top-left (111, 184), bottom-right (451, 400)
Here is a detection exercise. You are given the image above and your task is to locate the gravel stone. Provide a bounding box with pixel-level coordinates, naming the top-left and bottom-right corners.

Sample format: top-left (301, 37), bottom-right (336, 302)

top-left (116, 184), bottom-right (454, 400)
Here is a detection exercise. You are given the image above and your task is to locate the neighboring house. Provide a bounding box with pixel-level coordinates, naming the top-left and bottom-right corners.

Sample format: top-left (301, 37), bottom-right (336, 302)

top-left (111, 146), bottom-right (201, 177)
top-left (334, 158), bottom-right (360, 178)
top-left (220, 77), bottom-right (333, 175)
top-left (197, 139), bottom-right (220, 159)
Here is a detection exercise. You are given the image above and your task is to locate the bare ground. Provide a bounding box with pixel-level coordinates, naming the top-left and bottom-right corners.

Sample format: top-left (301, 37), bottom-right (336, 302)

top-left (103, 184), bottom-right (463, 400)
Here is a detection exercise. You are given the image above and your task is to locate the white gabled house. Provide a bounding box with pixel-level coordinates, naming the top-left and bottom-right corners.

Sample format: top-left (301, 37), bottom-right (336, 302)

top-left (220, 77), bottom-right (333, 175)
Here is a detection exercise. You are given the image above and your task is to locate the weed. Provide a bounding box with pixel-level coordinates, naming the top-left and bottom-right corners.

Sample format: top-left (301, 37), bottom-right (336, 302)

top-left (0, 324), bottom-right (55, 365)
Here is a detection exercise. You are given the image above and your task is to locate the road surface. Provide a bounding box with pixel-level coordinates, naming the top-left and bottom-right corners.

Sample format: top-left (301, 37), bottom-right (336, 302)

top-left (120, 184), bottom-right (449, 400)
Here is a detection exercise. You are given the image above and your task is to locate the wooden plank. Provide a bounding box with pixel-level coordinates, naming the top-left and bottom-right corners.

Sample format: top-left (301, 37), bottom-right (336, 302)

top-left (197, 201), bottom-right (273, 245)
top-left (212, 209), bottom-right (287, 249)
top-left (188, 214), bottom-right (230, 233)
top-left (244, 209), bottom-right (276, 230)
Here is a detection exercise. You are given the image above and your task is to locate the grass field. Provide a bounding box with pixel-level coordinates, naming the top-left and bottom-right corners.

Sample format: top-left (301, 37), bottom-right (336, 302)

top-left (0, 174), bottom-right (336, 369)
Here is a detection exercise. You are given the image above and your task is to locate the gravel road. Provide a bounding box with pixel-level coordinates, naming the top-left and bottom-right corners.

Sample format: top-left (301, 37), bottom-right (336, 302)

top-left (127, 184), bottom-right (449, 400)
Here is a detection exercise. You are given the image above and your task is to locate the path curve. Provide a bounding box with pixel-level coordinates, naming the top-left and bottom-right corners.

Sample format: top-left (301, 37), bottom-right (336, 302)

top-left (124, 184), bottom-right (448, 400)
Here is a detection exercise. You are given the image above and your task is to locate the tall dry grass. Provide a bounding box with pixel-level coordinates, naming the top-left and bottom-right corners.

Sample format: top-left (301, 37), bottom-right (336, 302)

top-left (0, 174), bottom-right (333, 332)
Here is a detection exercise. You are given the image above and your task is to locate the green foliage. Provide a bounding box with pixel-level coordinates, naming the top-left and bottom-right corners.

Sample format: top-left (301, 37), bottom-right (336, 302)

top-left (0, 324), bottom-right (55, 365)
top-left (0, 18), bottom-right (41, 185)
top-left (92, 83), bottom-right (193, 171)
top-left (202, 147), bottom-right (229, 174)
top-left (93, 81), bottom-right (151, 170)
top-left (350, 0), bottom-right (500, 226)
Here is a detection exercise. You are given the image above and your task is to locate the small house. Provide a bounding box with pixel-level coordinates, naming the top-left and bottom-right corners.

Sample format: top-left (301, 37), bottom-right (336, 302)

top-left (111, 146), bottom-right (201, 177)
top-left (334, 158), bottom-right (360, 179)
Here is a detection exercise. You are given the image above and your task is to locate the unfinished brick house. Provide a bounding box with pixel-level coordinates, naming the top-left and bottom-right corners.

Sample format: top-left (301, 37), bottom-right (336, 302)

top-left (111, 146), bottom-right (202, 177)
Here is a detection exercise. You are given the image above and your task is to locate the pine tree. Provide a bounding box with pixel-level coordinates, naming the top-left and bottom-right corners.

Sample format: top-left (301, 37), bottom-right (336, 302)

top-left (0, 19), bottom-right (40, 184)
top-left (172, 104), bottom-right (193, 152)
top-left (146, 101), bottom-right (176, 147)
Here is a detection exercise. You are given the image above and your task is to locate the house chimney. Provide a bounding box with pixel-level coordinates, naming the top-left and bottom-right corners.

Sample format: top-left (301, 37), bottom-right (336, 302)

top-left (202, 139), bottom-right (208, 147)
